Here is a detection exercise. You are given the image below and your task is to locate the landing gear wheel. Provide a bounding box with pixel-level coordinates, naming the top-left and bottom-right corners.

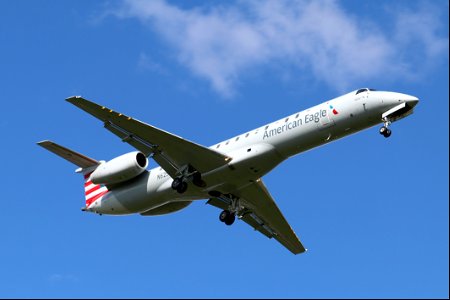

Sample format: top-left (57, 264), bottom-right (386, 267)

top-left (379, 126), bottom-right (392, 138)
top-left (224, 213), bottom-right (235, 225)
top-left (219, 210), bottom-right (229, 222)
top-left (171, 178), bottom-right (181, 190)
top-left (219, 210), bottom-right (235, 225)
top-left (176, 181), bottom-right (188, 194)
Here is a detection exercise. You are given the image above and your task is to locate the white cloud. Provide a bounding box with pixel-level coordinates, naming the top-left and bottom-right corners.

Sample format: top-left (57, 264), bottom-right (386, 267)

top-left (48, 273), bottom-right (78, 284)
top-left (137, 52), bottom-right (167, 74)
top-left (114, 0), bottom-right (448, 97)
top-left (392, 2), bottom-right (449, 64)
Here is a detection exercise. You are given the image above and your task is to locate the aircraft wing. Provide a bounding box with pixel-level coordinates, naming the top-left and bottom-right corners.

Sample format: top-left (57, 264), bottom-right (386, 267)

top-left (207, 179), bottom-right (306, 254)
top-left (66, 96), bottom-right (230, 178)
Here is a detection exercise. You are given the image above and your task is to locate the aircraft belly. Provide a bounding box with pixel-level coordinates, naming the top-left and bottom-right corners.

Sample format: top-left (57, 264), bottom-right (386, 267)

top-left (96, 171), bottom-right (202, 215)
top-left (140, 201), bottom-right (193, 216)
top-left (273, 123), bottom-right (332, 158)
top-left (327, 111), bottom-right (381, 142)
top-left (274, 109), bottom-right (381, 158)
top-left (201, 143), bottom-right (284, 193)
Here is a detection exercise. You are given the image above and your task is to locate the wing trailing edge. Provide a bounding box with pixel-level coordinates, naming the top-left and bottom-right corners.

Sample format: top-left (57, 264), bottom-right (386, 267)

top-left (65, 96), bottom-right (231, 178)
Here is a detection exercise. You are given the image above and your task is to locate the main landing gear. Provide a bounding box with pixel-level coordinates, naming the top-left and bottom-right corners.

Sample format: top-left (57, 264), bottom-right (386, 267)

top-left (171, 177), bottom-right (188, 193)
top-left (217, 194), bottom-right (244, 226)
top-left (379, 117), bottom-right (392, 138)
top-left (171, 165), bottom-right (205, 194)
top-left (219, 210), bottom-right (236, 225)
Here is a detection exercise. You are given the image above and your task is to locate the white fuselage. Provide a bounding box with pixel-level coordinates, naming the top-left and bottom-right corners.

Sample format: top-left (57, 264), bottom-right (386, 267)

top-left (88, 89), bottom-right (418, 215)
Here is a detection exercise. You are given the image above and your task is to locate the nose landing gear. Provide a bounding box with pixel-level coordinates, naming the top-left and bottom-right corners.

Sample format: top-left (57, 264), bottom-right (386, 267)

top-left (379, 117), bottom-right (392, 138)
top-left (379, 126), bottom-right (391, 138)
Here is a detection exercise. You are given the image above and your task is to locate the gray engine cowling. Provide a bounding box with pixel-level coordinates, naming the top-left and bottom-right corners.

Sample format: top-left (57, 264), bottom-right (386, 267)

top-left (90, 151), bottom-right (148, 185)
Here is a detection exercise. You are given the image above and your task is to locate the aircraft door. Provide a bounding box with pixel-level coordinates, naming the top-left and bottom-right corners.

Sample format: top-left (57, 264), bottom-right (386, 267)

top-left (356, 90), bottom-right (374, 114)
top-left (358, 90), bottom-right (378, 122)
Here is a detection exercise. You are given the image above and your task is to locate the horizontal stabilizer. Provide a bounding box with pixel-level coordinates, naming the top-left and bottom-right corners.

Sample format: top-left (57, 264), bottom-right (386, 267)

top-left (37, 140), bottom-right (99, 168)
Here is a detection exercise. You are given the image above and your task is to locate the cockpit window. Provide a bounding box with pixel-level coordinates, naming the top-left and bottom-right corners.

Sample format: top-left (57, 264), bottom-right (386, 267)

top-left (356, 88), bottom-right (377, 95)
top-left (356, 88), bottom-right (368, 95)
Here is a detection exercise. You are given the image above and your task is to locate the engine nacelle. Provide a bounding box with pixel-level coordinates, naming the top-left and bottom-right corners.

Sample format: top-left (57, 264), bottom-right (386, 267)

top-left (90, 151), bottom-right (148, 185)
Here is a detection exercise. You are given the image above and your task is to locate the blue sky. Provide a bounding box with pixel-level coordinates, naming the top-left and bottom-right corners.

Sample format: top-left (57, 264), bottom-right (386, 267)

top-left (0, 0), bottom-right (448, 298)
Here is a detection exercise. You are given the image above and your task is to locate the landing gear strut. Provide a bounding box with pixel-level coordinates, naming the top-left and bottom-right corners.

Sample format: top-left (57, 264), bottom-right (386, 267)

top-left (379, 117), bottom-right (392, 138)
top-left (217, 194), bottom-right (244, 226)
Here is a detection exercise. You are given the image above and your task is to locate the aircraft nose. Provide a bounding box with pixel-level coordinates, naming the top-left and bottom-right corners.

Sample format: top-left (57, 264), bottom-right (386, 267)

top-left (404, 94), bottom-right (419, 108)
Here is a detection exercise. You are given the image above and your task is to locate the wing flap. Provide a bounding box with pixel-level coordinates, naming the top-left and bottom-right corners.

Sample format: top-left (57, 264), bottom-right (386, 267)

top-left (66, 96), bottom-right (230, 177)
top-left (240, 213), bottom-right (274, 239)
top-left (103, 121), bottom-right (179, 177)
top-left (237, 180), bottom-right (306, 254)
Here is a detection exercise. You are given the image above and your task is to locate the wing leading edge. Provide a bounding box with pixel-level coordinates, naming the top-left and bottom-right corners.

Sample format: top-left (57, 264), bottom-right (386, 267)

top-left (208, 179), bottom-right (306, 255)
top-left (66, 96), bottom-right (230, 178)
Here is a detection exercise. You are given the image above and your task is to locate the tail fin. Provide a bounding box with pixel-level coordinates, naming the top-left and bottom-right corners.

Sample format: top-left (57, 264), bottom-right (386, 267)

top-left (37, 140), bottom-right (108, 208)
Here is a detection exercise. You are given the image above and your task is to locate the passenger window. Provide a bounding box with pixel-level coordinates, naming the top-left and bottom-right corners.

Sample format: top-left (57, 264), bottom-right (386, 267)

top-left (295, 113), bottom-right (299, 118)
top-left (216, 144), bottom-right (220, 148)
top-left (235, 137), bottom-right (239, 141)
top-left (285, 117), bottom-right (289, 122)
top-left (245, 133), bottom-right (250, 138)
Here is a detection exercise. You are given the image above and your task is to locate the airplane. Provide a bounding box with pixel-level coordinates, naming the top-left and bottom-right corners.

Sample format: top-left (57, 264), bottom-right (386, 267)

top-left (38, 88), bottom-right (419, 254)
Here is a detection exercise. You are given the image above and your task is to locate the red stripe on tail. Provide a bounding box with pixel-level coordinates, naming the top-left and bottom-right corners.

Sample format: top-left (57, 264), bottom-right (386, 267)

top-left (84, 181), bottom-right (93, 187)
top-left (85, 184), bottom-right (101, 195)
top-left (86, 190), bottom-right (108, 207)
top-left (83, 171), bottom-right (108, 208)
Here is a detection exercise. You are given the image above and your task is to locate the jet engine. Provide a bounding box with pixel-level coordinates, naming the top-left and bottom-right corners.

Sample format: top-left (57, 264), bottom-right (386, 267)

top-left (90, 151), bottom-right (148, 185)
